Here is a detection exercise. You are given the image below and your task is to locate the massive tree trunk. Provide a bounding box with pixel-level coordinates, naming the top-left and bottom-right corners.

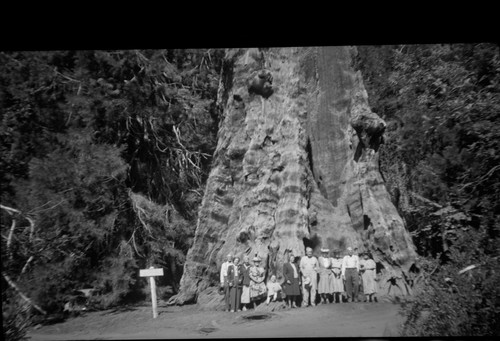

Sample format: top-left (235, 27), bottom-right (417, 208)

top-left (170, 47), bottom-right (417, 306)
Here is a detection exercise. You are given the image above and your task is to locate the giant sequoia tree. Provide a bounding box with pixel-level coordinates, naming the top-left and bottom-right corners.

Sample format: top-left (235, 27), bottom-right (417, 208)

top-left (170, 47), bottom-right (417, 306)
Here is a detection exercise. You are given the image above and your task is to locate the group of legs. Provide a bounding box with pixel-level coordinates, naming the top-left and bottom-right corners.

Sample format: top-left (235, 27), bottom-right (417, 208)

top-left (225, 283), bottom-right (262, 312)
top-left (301, 268), bottom-right (377, 306)
top-left (343, 268), bottom-right (377, 303)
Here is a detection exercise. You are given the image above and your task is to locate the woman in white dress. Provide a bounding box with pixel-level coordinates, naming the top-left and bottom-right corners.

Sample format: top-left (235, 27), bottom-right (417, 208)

top-left (330, 251), bottom-right (345, 303)
top-left (360, 252), bottom-right (377, 302)
top-left (317, 248), bottom-right (334, 304)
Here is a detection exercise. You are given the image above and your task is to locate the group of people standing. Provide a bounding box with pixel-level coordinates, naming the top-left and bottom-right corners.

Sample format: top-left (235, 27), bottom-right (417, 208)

top-left (315, 246), bottom-right (378, 305)
top-left (219, 246), bottom-right (378, 312)
top-left (220, 254), bottom-right (267, 312)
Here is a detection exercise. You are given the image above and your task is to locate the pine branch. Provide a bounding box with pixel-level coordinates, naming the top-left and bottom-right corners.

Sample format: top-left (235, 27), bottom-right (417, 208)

top-left (2, 272), bottom-right (47, 315)
top-left (18, 256), bottom-right (34, 280)
top-left (53, 68), bottom-right (81, 83)
top-left (7, 218), bottom-right (16, 254)
top-left (1, 204), bottom-right (21, 214)
top-left (409, 192), bottom-right (443, 208)
top-left (459, 164), bottom-right (500, 191)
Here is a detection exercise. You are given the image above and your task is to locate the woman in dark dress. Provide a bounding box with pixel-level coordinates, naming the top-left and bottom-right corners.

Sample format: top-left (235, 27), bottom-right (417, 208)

top-left (239, 255), bottom-right (252, 311)
top-left (282, 254), bottom-right (301, 308)
top-left (227, 256), bottom-right (243, 312)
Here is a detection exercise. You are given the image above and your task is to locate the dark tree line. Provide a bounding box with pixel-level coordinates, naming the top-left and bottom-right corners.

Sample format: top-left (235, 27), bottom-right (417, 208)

top-left (1, 49), bottom-right (224, 339)
top-left (356, 43), bottom-right (500, 336)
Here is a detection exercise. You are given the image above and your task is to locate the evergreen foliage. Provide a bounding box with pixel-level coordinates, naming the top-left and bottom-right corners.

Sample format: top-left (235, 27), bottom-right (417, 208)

top-left (1, 49), bottom-right (224, 338)
top-left (356, 43), bottom-right (500, 336)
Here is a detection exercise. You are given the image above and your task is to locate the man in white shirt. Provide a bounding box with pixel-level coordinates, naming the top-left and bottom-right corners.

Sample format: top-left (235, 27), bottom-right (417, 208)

top-left (300, 247), bottom-right (319, 307)
top-left (341, 246), bottom-right (360, 302)
top-left (220, 254), bottom-right (233, 311)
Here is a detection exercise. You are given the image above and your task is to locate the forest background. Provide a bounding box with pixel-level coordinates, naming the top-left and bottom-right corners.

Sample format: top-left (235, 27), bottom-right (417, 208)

top-left (1, 44), bottom-right (499, 338)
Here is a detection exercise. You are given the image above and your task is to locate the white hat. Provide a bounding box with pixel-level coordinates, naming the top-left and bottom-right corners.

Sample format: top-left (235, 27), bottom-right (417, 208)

top-left (320, 248), bottom-right (330, 253)
top-left (347, 247), bottom-right (353, 251)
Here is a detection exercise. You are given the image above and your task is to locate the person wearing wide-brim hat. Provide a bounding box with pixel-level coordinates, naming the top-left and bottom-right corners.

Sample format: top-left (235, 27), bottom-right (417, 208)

top-left (249, 254), bottom-right (267, 303)
top-left (330, 250), bottom-right (345, 303)
top-left (317, 248), bottom-right (334, 304)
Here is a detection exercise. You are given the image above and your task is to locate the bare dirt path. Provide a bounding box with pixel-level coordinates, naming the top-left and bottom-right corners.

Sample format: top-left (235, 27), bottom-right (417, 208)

top-left (26, 300), bottom-right (404, 339)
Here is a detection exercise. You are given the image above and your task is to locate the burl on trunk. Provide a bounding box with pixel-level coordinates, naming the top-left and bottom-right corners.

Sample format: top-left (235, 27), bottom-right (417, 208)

top-left (170, 47), bottom-right (417, 306)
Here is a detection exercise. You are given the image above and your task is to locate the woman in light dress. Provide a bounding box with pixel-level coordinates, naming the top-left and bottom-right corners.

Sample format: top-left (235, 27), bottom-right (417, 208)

top-left (330, 250), bottom-right (345, 303)
top-left (317, 248), bottom-right (334, 304)
top-left (360, 252), bottom-right (377, 302)
top-left (249, 255), bottom-right (267, 303)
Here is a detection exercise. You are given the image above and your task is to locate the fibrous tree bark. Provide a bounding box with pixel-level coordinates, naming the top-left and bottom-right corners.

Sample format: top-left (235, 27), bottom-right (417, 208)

top-left (170, 47), bottom-right (417, 307)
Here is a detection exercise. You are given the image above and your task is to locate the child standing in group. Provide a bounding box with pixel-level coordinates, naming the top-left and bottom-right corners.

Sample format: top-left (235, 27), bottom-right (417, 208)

top-left (266, 274), bottom-right (282, 305)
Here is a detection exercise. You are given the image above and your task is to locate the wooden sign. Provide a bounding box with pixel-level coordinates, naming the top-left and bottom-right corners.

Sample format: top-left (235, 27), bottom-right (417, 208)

top-left (139, 267), bottom-right (164, 318)
top-left (140, 268), bottom-right (164, 277)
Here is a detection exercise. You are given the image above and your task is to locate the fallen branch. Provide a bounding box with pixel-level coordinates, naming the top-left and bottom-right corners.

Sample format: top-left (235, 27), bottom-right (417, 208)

top-left (129, 191), bottom-right (152, 235)
top-left (1, 204), bottom-right (21, 214)
top-left (2, 204), bottom-right (36, 242)
top-left (458, 264), bottom-right (478, 274)
top-left (409, 192), bottom-right (443, 208)
top-left (2, 272), bottom-right (47, 315)
top-left (173, 125), bottom-right (187, 150)
top-left (7, 218), bottom-right (16, 251)
top-left (29, 199), bottom-right (65, 215)
top-left (459, 165), bottom-right (500, 191)
top-left (136, 206), bottom-right (151, 235)
top-left (458, 256), bottom-right (499, 275)
top-left (429, 263), bottom-right (439, 276)
top-left (18, 256), bottom-right (35, 280)
top-left (53, 69), bottom-right (81, 84)
top-left (129, 230), bottom-right (144, 257)
top-left (27, 217), bottom-right (35, 242)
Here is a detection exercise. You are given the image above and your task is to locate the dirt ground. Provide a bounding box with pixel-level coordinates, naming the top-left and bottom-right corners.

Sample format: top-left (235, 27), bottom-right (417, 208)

top-left (26, 298), bottom-right (405, 339)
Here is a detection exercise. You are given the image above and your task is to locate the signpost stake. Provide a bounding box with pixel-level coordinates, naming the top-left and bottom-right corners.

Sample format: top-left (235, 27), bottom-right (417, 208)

top-left (139, 266), bottom-right (164, 319)
top-left (150, 274), bottom-right (158, 318)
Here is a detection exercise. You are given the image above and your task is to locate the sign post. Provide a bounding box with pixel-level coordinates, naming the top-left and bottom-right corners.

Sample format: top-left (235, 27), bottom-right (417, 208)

top-left (139, 267), bottom-right (164, 318)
